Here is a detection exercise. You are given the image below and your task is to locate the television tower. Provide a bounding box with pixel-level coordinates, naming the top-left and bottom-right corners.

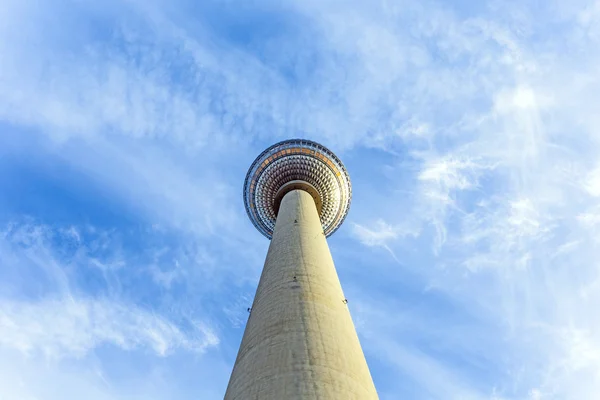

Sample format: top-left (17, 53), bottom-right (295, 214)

top-left (224, 139), bottom-right (379, 399)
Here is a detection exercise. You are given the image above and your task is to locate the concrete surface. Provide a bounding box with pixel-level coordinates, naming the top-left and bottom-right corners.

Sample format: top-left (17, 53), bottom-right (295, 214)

top-left (224, 189), bottom-right (379, 400)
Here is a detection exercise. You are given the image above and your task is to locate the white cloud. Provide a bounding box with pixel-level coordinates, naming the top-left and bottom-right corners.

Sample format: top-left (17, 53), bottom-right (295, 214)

top-left (0, 0), bottom-right (287, 148)
top-left (419, 157), bottom-right (482, 191)
top-left (0, 297), bottom-right (219, 358)
top-left (0, 220), bottom-right (225, 399)
top-left (0, 344), bottom-right (230, 400)
top-left (339, 1), bottom-right (600, 398)
top-left (0, 220), bottom-right (220, 361)
top-left (351, 220), bottom-right (400, 248)
top-left (351, 219), bottom-right (419, 263)
top-left (584, 165), bottom-right (600, 197)
top-left (417, 155), bottom-right (494, 250)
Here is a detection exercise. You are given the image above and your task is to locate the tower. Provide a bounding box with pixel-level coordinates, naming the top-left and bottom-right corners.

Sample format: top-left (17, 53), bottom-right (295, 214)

top-left (225, 139), bottom-right (378, 399)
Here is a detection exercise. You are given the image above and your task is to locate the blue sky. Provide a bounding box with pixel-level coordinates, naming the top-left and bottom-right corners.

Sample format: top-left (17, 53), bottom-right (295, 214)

top-left (1, 0), bottom-right (600, 399)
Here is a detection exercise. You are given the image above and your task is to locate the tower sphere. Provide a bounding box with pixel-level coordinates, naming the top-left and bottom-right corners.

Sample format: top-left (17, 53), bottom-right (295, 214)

top-left (243, 139), bottom-right (352, 239)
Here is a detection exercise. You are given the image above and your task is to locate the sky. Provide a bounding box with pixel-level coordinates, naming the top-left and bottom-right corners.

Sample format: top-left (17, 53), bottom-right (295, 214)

top-left (1, 0), bottom-right (599, 399)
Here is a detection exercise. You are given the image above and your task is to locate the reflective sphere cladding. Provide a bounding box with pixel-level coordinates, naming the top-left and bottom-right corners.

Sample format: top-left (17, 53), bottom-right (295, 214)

top-left (243, 139), bottom-right (352, 239)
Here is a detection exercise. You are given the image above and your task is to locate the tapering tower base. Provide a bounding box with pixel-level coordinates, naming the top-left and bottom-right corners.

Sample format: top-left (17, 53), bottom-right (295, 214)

top-left (225, 189), bottom-right (378, 399)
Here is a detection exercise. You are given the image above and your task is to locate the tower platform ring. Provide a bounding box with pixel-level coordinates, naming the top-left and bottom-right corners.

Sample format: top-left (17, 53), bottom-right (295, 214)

top-left (243, 139), bottom-right (352, 239)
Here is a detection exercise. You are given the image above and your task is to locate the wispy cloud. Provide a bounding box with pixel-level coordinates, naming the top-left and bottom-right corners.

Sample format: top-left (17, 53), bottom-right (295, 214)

top-left (351, 220), bottom-right (401, 248)
top-left (0, 220), bottom-right (220, 357)
top-left (0, 297), bottom-right (219, 358)
top-left (351, 219), bottom-right (419, 263)
top-left (339, 1), bottom-right (600, 398)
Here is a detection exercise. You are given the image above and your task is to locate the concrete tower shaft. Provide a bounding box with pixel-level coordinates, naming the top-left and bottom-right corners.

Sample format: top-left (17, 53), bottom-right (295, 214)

top-left (224, 189), bottom-right (378, 399)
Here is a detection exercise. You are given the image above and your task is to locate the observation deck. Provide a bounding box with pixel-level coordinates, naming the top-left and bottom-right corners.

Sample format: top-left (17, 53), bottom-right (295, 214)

top-left (243, 139), bottom-right (352, 239)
